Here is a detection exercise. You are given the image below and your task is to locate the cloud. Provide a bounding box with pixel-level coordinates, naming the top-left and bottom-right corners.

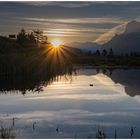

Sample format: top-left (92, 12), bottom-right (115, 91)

top-left (23, 17), bottom-right (126, 25)
top-left (0, 12), bottom-right (16, 16)
top-left (20, 2), bottom-right (93, 8)
top-left (18, 1), bottom-right (140, 8)
top-left (0, 1), bottom-right (139, 43)
top-left (0, 15), bottom-right (128, 42)
top-left (94, 22), bottom-right (128, 44)
top-left (45, 2), bottom-right (92, 8)
top-left (18, 17), bottom-right (127, 39)
top-left (45, 28), bottom-right (108, 34)
top-left (13, 17), bottom-right (118, 38)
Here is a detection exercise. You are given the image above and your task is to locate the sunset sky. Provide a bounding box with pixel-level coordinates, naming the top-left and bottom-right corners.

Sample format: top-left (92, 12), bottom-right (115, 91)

top-left (0, 1), bottom-right (140, 44)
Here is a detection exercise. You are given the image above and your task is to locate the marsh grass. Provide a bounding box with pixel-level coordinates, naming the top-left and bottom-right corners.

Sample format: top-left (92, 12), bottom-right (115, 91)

top-left (95, 129), bottom-right (107, 139)
top-left (0, 125), bottom-right (15, 139)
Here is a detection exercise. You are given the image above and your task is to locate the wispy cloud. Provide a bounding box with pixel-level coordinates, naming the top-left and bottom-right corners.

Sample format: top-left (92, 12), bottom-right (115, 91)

top-left (23, 17), bottom-right (126, 25)
top-left (12, 17), bottom-right (119, 39)
top-left (20, 2), bottom-right (93, 8)
top-left (94, 22), bottom-right (128, 44)
top-left (19, 1), bottom-right (140, 8)
top-left (0, 16), bottom-right (128, 42)
top-left (45, 28), bottom-right (108, 34)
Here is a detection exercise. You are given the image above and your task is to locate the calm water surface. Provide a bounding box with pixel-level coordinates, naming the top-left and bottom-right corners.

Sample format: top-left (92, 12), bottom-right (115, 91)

top-left (0, 68), bottom-right (140, 138)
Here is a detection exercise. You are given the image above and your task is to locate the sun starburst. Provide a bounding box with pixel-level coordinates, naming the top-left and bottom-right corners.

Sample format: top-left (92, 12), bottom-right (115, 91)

top-left (52, 39), bottom-right (62, 48)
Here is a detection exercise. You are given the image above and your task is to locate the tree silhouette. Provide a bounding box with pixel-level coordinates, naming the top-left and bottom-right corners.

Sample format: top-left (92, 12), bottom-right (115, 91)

top-left (102, 49), bottom-right (108, 56)
top-left (17, 29), bottom-right (48, 47)
top-left (27, 32), bottom-right (37, 47)
top-left (33, 29), bottom-right (48, 47)
top-left (95, 50), bottom-right (100, 56)
top-left (17, 29), bottom-right (28, 45)
top-left (108, 48), bottom-right (114, 57)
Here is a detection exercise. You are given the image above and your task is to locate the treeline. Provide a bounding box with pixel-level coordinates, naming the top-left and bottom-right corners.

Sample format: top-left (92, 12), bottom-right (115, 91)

top-left (84, 48), bottom-right (140, 57)
top-left (0, 29), bottom-right (75, 76)
top-left (0, 29), bottom-right (49, 54)
top-left (75, 48), bottom-right (140, 67)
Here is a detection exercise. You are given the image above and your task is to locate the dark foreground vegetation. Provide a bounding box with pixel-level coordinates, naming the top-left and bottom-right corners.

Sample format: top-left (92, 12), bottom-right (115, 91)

top-left (0, 125), bottom-right (15, 139)
top-left (0, 122), bottom-right (135, 139)
top-left (0, 29), bottom-right (75, 75)
top-left (0, 29), bottom-right (76, 93)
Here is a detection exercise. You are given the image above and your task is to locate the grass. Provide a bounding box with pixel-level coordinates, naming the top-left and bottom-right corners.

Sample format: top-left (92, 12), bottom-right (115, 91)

top-left (95, 129), bottom-right (107, 139)
top-left (74, 55), bottom-right (140, 68)
top-left (0, 125), bottom-right (15, 139)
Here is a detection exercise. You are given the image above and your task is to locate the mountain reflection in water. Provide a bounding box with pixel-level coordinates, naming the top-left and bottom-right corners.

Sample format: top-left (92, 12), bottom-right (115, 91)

top-left (0, 68), bottom-right (139, 98)
top-left (101, 68), bottom-right (140, 97)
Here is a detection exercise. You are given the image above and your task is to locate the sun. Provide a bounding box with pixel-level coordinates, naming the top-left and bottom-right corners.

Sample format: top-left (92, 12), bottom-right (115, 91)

top-left (52, 39), bottom-right (62, 48)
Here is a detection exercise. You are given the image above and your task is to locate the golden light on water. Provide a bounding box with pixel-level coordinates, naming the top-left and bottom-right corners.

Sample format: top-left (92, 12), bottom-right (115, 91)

top-left (52, 39), bottom-right (62, 48)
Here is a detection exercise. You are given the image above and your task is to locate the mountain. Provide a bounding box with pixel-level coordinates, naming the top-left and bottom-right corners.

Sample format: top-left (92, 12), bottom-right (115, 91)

top-left (103, 20), bottom-right (140, 55)
top-left (66, 42), bottom-right (102, 53)
top-left (106, 69), bottom-right (140, 97)
top-left (124, 20), bottom-right (140, 34)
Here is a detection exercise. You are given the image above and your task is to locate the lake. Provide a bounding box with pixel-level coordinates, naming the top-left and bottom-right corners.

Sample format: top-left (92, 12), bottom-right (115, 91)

top-left (0, 68), bottom-right (140, 138)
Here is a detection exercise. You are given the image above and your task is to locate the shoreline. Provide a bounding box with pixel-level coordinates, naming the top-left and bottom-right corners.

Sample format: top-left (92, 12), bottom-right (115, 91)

top-left (73, 64), bottom-right (140, 70)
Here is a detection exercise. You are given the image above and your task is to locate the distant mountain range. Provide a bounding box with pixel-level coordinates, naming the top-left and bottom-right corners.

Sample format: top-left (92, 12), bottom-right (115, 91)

top-left (103, 20), bottom-right (140, 55)
top-left (67, 20), bottom-right (140, 55)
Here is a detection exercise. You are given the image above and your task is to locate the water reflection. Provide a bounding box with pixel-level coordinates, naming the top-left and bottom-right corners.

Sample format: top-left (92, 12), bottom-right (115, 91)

top-left (0, 68), bottom-right (140, 138)
top-left (101, 68), bottom-right (140, 97)
top-left (0, 69), bottom-right (73, 95)
top-left (0, 67), bottom-right (139, 98)
top-left (80, 68), bottom-right (140, 97)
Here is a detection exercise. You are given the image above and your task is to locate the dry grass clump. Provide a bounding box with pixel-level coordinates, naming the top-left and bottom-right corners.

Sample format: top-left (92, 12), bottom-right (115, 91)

top-left (0, 125), bottom-right (15, 139)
